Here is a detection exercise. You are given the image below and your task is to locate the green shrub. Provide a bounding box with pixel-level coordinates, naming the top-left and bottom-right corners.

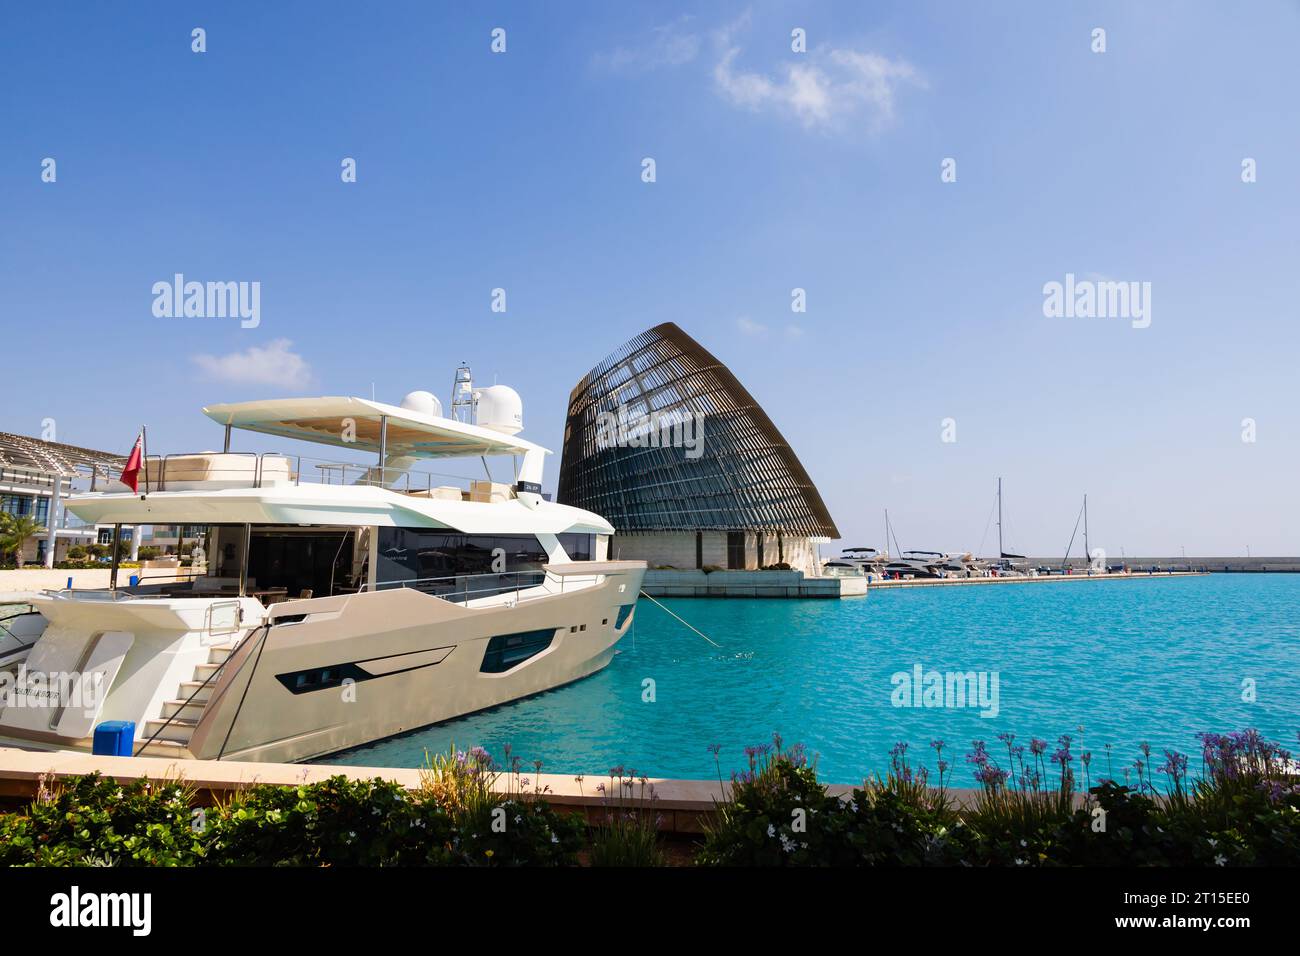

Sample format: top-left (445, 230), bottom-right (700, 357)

top-left (697, 736), bottom-right (850, 866)
top-left (0, 774), bottom-right (203, 867)
top-left (416, 746), bottom-right (583, 866)
top-left (0, 768), bottom-right (581, 867)
top-left (696, 730), bottom-right (1300, 867)
top-left (206, 775), bottom-right (455, 866)
top-left (586, 769), bottom-right (666, 867)
top-left (840, 747), bottom-right (965, 866)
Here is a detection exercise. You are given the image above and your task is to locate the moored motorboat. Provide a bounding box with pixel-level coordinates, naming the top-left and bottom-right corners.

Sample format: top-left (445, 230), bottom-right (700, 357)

top-left (0, 376), bottom-right (645, 763)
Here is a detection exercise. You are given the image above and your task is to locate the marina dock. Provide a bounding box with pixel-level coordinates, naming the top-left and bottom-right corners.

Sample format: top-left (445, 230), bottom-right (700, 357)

top-left (639, 566), bottom-right (1208, 598)
top-left (864, 569), bottom-right (1207, 589)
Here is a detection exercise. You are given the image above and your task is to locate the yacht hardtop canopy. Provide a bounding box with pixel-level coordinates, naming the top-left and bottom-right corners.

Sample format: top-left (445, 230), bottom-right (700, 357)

top-left (202, 396), bottom-right (549, 460)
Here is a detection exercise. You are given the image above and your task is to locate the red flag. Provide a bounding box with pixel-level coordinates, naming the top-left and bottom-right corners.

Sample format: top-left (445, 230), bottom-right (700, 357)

top-left (120, 433), bottom-right (143, 492)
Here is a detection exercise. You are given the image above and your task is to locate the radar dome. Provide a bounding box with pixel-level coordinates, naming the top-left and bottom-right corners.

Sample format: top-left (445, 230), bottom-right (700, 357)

top-left (474, 385), bottom-right (523, 435)
top-left (399, 390), bottom-right (443, 418)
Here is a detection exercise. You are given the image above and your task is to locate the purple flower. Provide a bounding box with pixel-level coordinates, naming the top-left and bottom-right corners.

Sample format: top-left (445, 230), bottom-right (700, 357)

top-left (975, 765), bottom-right (1009, 788)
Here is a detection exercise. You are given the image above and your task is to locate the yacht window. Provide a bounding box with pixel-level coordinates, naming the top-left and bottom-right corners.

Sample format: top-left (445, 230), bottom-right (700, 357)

top-left (557, 533), bottom-right (594, 561)
top-left (375, 530), bottom-right (595, 585)
top-left (376, 530), bottom-right (549, 584)
top-left (480, 629), bottom-right (556, 673)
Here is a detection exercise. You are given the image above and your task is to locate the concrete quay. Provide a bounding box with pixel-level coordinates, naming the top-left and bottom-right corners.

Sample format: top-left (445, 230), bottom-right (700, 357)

top-left (643, 568), bottom-right (866, 598)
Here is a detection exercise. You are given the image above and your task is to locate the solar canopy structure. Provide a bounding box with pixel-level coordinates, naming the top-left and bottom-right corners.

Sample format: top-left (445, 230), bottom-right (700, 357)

top-left (557, 323), bottom-right (838, 540)
top-left (0, 432), bottom-right (125, 482)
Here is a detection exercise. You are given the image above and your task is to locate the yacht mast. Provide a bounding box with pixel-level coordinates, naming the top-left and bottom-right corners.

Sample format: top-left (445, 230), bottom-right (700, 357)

top-left (450, 363), bottom-right (475, 423)
top-left (997, 477), bottom-right (1003, 558)
top-left (1083, 493), bottom-right (1090, 565)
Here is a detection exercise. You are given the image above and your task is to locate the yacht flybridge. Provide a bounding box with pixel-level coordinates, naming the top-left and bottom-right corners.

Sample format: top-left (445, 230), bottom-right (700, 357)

top-left (0, 380), bottom-right (646, 763)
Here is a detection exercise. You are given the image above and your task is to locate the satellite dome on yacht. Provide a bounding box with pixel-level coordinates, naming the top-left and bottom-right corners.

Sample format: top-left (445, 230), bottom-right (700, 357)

top-left (399, 389), bottom-right (443, 418)
top-left (474, 385), bottom-right (523, 435)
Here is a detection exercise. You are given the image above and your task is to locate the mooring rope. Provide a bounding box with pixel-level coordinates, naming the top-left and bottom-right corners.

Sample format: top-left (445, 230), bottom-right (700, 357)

top-left (639, 590), bottom-right (721, 648)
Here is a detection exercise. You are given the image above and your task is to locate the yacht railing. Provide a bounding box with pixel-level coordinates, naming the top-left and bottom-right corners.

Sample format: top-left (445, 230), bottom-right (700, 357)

top-left (136, 452), bottom-right (489, 496)
top-left (361, 569), bottom-right (546, 604)
top-left (359, 567), bottom-right (602, 605)
top-left (0, 602), bottom-right (40, 657)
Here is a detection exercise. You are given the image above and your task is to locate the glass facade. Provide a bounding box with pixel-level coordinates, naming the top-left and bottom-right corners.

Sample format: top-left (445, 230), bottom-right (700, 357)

top-left (1, 494), bottom-right (48, 525)
top-left (557, 323), bottom-right (839, 538)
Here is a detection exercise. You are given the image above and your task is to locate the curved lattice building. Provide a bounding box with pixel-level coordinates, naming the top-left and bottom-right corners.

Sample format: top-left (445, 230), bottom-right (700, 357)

top-left (557, 323), bottom-right (838, 575)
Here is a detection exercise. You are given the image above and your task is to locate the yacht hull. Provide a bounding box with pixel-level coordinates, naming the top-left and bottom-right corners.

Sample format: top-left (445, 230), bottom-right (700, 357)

top-left (0, 562), bottom-right (646, 764)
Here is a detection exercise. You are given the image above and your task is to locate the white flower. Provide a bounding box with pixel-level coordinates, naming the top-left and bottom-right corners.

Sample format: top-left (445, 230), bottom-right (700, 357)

top-left (1214, 854), bottom-right (1227, 866)
top-left (766, 824), bottom-right (776, 838)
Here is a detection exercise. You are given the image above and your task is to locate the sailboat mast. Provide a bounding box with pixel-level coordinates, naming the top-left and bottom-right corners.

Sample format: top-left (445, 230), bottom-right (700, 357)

top-left (1083, 494), bottom-right (1090, 565)
top-left (997, 477), bottom-right (1003, 558)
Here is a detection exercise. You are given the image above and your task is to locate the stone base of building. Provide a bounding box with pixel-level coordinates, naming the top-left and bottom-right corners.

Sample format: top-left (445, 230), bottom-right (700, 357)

top-left (642, 568), bottom-right (864, 599)
top-left (609, 531), bottom-right (820, 576)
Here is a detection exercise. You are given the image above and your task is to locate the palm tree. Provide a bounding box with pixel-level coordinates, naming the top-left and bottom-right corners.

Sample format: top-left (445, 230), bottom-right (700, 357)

top-left (0, 513), bottom-right (46, 569)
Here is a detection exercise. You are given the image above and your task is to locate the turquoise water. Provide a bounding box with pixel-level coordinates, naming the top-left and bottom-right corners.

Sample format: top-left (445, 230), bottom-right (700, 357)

top-left (323, 575), bottom-right (1300, 786)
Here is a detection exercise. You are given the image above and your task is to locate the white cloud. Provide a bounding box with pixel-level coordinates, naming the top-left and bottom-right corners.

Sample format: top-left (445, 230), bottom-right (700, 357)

top-left (713, 18), bottom-right (920, 131)
top-left (592, 12), bottom-right (920, 131)
top-left (193, 338), bottom-right (313, 390)
top-left (736, 318), bottom-right (806, 339)
top-left (593, 16), bottom-right (701, 72)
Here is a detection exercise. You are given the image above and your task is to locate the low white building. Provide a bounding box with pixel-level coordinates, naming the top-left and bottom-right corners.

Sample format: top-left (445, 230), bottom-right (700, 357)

top-left (0, 432), bottom-right (128, 566)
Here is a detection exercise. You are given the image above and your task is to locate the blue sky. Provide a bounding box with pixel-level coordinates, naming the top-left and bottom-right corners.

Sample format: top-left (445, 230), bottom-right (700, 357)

top-left (2, 1), bottom-right (1297, 556)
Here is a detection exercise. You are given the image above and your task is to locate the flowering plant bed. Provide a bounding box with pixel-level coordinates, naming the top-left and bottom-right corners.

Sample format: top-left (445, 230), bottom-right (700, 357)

top-left (0, 732), bottom-right (1295, 866)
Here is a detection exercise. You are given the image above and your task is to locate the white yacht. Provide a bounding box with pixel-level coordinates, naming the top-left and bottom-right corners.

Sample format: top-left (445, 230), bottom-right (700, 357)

top-left (823, 547), bottom-right (889, 578)
top-left (0, 381), bottom-right (646, 763)
top-left (936, 552), bottom-right (992, 578)
top-left (884, 550), bottom-right (948, 579)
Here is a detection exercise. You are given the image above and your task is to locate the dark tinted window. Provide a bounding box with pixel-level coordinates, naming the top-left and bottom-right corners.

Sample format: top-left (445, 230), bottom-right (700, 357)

top-left (376, 530), bottom-right (549, 584)
top-left (480, 629), bottom-right (556, 673)
top-left (558, 533), bottom-right (594, 561)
